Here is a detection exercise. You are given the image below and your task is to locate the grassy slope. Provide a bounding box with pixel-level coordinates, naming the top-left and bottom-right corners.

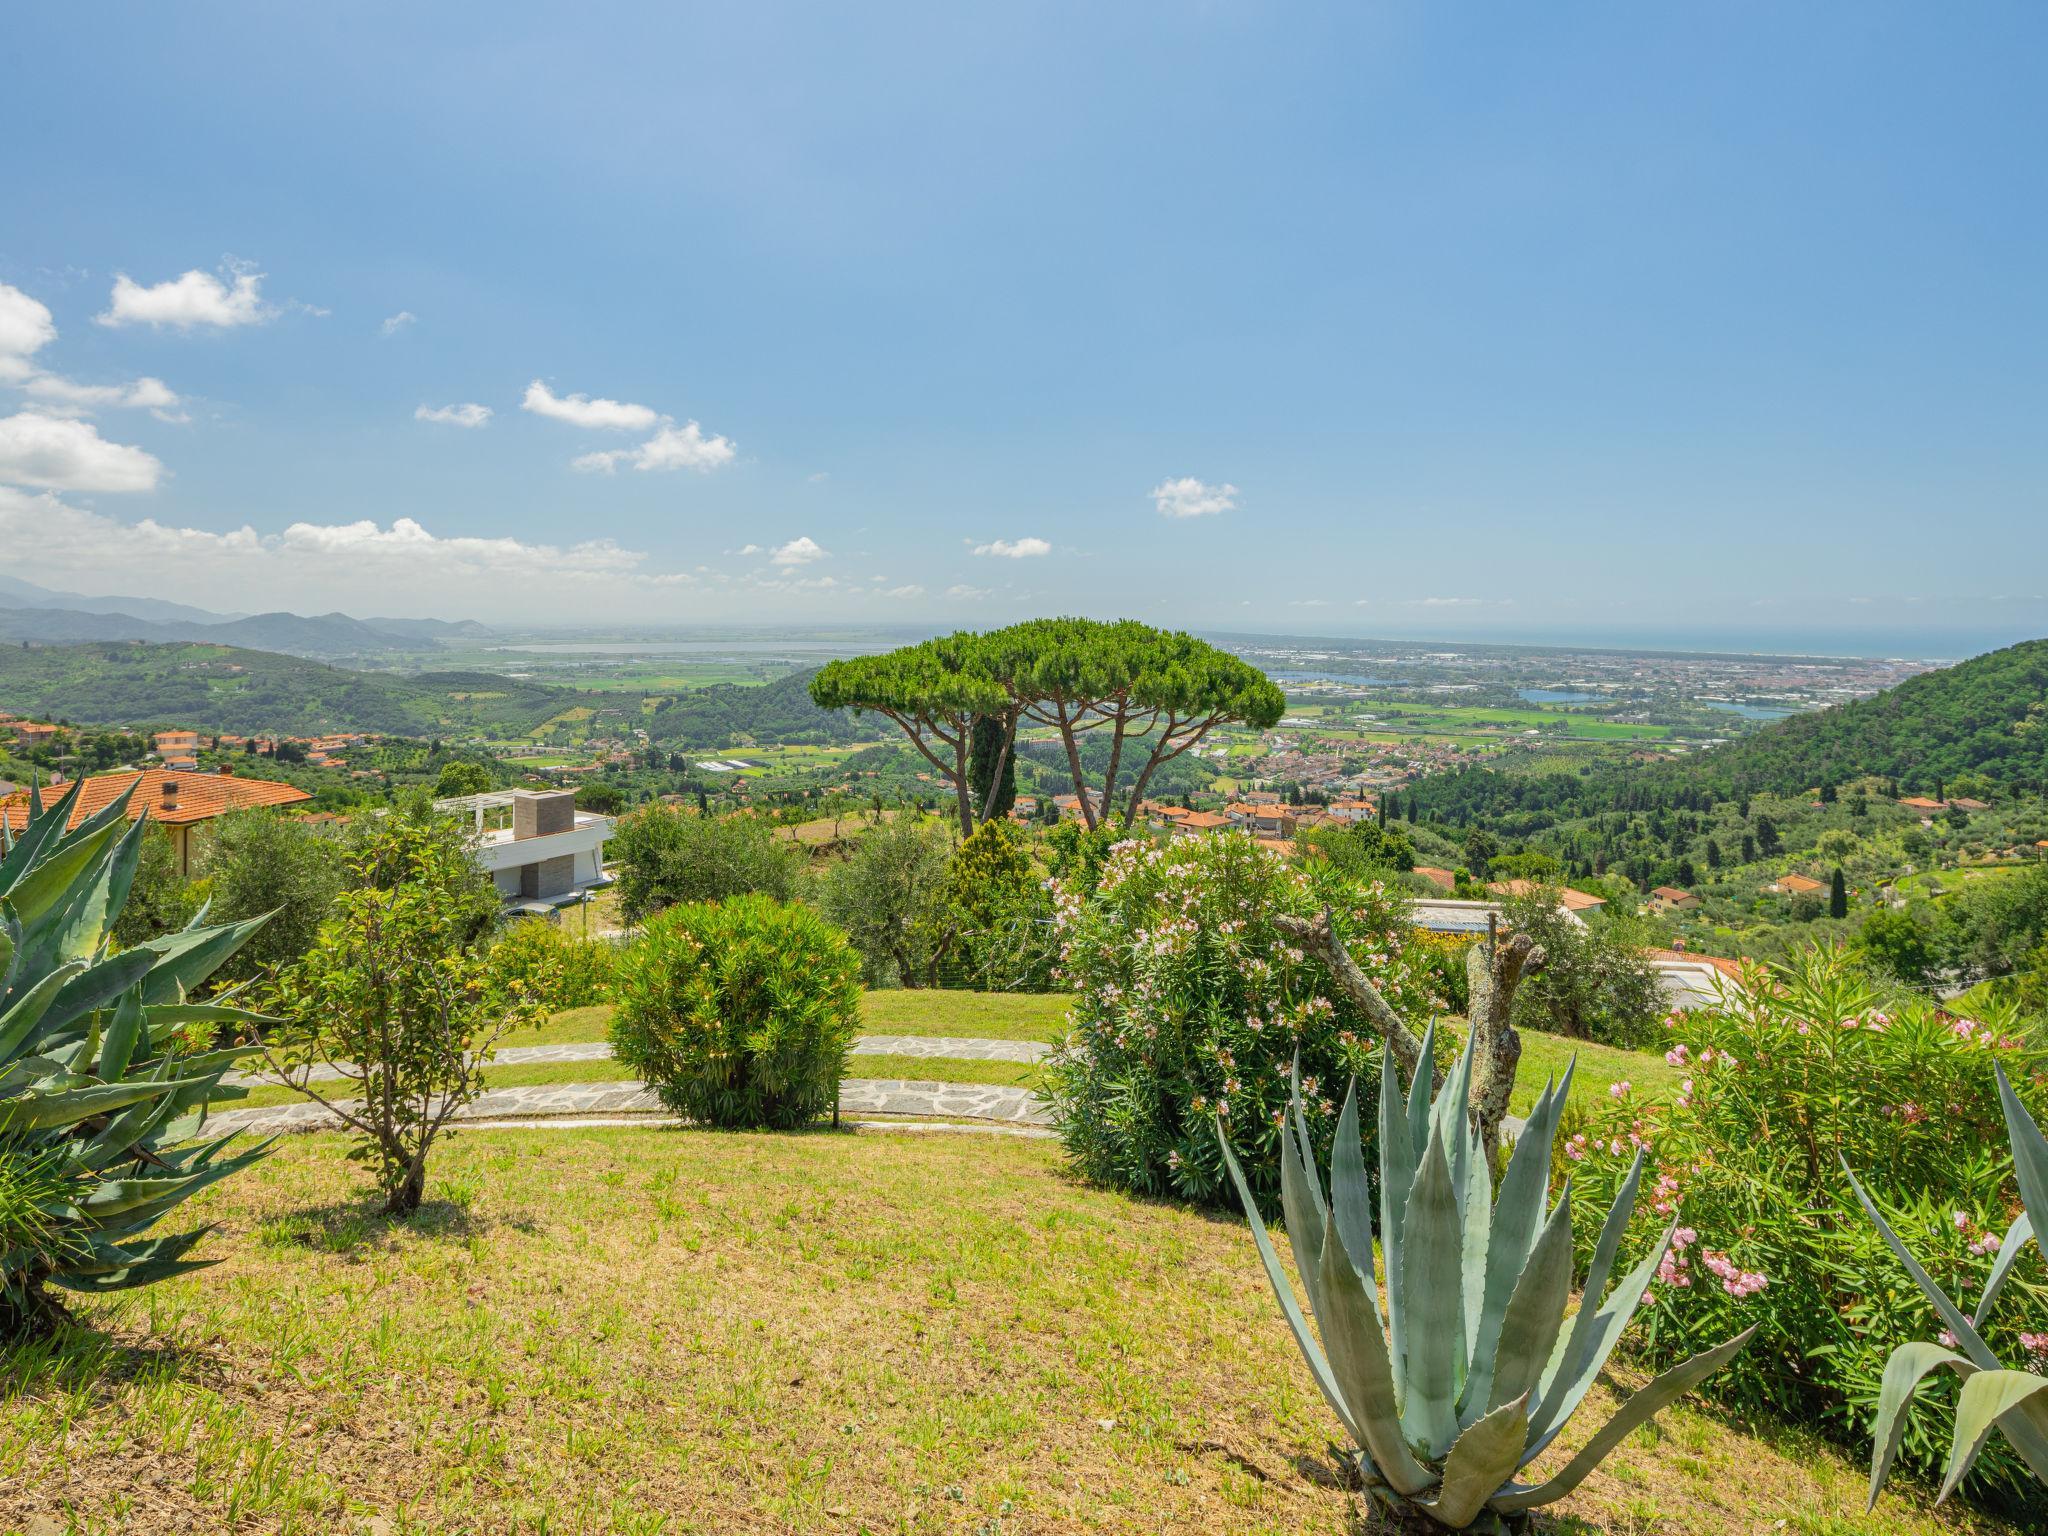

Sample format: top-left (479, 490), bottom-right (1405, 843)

top-left (3, 1130), bottom-right (2016, 1535)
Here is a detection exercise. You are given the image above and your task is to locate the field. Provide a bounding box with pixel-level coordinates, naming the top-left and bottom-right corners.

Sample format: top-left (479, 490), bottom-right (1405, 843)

top-left (3, 1127), bottom-right (2018, 1536)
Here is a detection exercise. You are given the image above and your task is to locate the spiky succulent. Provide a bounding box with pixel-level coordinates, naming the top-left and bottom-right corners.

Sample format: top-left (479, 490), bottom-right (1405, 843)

top-left (0, 777), bottom-right (273, 1336)
top-left (1848, 1064), bottom-right (2048, 1506)
top-left (1220, 1027), bottom-right (1754, 1531)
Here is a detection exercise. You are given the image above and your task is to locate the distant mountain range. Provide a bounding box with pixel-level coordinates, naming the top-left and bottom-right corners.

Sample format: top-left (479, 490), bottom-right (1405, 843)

top-left (0, 575), bottom-right (491, 657)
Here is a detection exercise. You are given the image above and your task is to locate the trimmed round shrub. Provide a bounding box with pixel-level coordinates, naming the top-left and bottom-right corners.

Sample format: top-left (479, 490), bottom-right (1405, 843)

top-left (609, 895), bottom-right (862, 1129)
top-left (1040, 833), bottom-right (1442, 1212)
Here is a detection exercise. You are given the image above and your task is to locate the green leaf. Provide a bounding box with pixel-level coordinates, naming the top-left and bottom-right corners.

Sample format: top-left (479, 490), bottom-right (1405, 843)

top-left (134, 914), bottom-right (271, 1005)
top-left (1279, 1098), bottom-right (1327, 1319)
top-left (1330, 1076), bottom-right (1376, 1317)
top-left (1428, 1394), bottom-right (1530, 1527)
top-left (1399, 1127), bottom-right (1465, 1458)
top-left (0, 1077), bottom-right (179, 1133)
top-left (1867, 1342), bottom-right (1972, 1510)
top-left (1530, 1149), bottom-right (1643, 1442)
top-left (39, 949), bottom-right (159, 1047)
top-left (1216, 1120), bottom-right (1364, 1449)
top-left (98, 984), bottom-right (145, 1082)
top-left (1486, 1184), bottom-right (1575, 1417)
top-left (1317, 1208), bottom-right (1433, 1497)
top-left (1524, 1215), bottom-right (1676, 1462)
top-left (1405, 1019), bottom-right (1437, 1162)
top-left (1941, 1371), bottom-right (2048, 1503)
top-left (0, 959), bottom-right (89, 1059)
top-left (1493, 1326), bottom-right (1756, 1513)
top-left (1379, 1041), bottom-right (1418, 1407)
top-left (1975, 1212), bottom-right (2033, 1328)
top-left (1995, 1066), bottom-right (2048, 1240)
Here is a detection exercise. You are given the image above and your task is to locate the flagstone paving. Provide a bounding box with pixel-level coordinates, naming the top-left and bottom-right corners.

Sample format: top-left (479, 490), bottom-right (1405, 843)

top-left (223, 1034), bottom-right (1049, 1089)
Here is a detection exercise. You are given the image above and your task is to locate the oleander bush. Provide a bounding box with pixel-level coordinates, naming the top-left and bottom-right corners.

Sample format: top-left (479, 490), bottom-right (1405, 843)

top-left (1041, 833), bottom-right (1442, 1211)
top-left (488, 918), bottom-right (616, 1012)
top-left (609, 896), bottom-right (862, 1130)
top-left (1566, 946), bottom-right (2048, 1509)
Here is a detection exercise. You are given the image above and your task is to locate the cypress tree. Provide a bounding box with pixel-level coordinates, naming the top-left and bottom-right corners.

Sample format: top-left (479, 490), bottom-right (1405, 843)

top-left (1829, 867), bottom-right (1848, 920)
top-left (967, 713), bottom-right (1016, 823)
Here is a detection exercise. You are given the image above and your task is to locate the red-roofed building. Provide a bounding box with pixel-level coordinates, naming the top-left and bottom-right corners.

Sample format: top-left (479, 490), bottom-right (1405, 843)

top-left (0, 768), bottom-right (313, 876)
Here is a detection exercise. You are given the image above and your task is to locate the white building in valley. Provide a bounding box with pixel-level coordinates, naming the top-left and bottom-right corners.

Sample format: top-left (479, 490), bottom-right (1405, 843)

top-left (436, 788), bottom-right (614, 913)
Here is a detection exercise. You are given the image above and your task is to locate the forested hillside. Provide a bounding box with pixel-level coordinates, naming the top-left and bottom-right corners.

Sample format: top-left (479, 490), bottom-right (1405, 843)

top-left (1703, 637), bottom-right (2048, 796)
top-left (0, 643), bottom-right (574, 736)
top-left (646, 668), bottom-right (873, 748)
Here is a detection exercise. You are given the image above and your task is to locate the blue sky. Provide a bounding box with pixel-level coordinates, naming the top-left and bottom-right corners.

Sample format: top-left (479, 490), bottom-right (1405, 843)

top-left (2, 3), bottom-right (2043, 649)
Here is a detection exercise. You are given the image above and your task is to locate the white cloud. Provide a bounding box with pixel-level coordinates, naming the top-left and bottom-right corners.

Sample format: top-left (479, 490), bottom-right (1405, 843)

top-left (881, 583), bottom-right (926, 599)
top-left (415, 402), bottom-right (492, 428)
top-left (770, 536), bottom-right (827, 567)
top-left (0, 495), bottom-right (712, 617)
top-left (1151, 476), bottom-right (1238, 519)
top-left (97, 264), bottom-right (274, 329)
top-left (973, 536), bottom-right (1050, 559)
top-left (24, 373), bottom-right (185, 422)
top-left (522, 380), bottom-right (658, 431)
top-left (0, 283), bottom-right (57, 377)
top-left (380, 311), bottom-right (417, 337)
top-left (736, 543), bottom-right (763, 556)
top-left (0, 411), bottom-right (163, 492)
top-left (946, 583), bottom-right (993, 600)
top-left (1413, 596), bottom-right (1487, 607)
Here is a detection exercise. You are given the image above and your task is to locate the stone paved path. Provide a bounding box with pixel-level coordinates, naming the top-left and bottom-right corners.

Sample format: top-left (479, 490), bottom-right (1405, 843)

top-left (209, 1075), bottom-right (1052, 1138)
top-left (223, 1033), bottom-right (1048, 1088)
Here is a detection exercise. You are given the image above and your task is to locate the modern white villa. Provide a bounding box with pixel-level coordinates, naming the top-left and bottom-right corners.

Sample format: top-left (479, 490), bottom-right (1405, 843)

top-left (435, 788), bottom-right (614, 914)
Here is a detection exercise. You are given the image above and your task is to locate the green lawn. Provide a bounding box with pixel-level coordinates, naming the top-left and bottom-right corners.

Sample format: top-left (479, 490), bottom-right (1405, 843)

top-left (2, 1129), bottom-right (2011, 1535)
top-left (526, 992), bottom-right (1071, 1050)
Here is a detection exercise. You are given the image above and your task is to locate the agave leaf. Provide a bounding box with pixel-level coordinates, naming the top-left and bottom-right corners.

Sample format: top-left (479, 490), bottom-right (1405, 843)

top-left (1428, 1393), bottom-right (1530, 1527)
top-left (1524, 1215), bottom-right (1676, 1461)
top-left (0, 1078), bottom-right (180, 1134)
top-left (1841, 1161), bottom-right (2048, 1482)
top-left (98, 984), bottom-right (146, 1083)
top-left (4, 817), bottom-right (128, 929)
top-left (1940, 1371), bottom-right (2048, 1504)
top-left (1485, 1183), bottom-right (1575, 1417)
top-left (49, 813), bottom-right (148, 963)
top-left (37, 949), bottom-right (159, 1048)
top-left (46, 1249), bottom-right (222, 1293)
top-left (0, 778), bottom-right (86, 890)
top-left (1280, 1098), bottom-right (1327, 1318)
top-left (134, 915), bottom-right (270, 1005)
top-left (1330, 1077), bottom-right (1375, 1300)
top-left (1995, 1066), bottom-right (2048, 1239)
top-left (1290, 1054), bottom-right (1330, 1230)
top-left (1217, 1122), bottom-right (1365, 1447)
top-left (1531, 1149), bottom-right (1644, 1434)
top-left (0, 959), bottom-right (89, 1059)
top-left (1494, 1325), bottom-right (1757, 1513)
top-left (1406, 1019), bottom-right (1437, 1162)
top-left (1380, 1042), bottom-right (1418, 1404)
top-left (1974, 1212), bottom-right (2034, 1328)
top-left (82, 1144), bottom-right (269, 1237)
top-left (1399, 1126), bottom-right (1465, 1457)
top-left (1459, 1118), bottom-right (1490, 1376)
top-left (1867, 1342), bottom-right (1973, 1509)
top-left (1317, 1209), bottom-right (1434, 1496)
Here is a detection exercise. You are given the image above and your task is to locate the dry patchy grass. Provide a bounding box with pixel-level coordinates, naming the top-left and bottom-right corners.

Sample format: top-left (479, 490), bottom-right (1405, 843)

top-left (0, 1130), bottom-right (2024, 1536)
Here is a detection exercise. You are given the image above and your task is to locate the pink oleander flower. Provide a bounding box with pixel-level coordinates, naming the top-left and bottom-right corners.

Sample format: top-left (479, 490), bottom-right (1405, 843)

top-left (1665, 1044), bottom-right (1690, 1066)
top-left (1939, 1329), bottom-right (1959, 1349)
top-left (1954, 1210), bottom-right (1971, 1231)
top-left (1610, 1080), bottom-right (1632, 1100)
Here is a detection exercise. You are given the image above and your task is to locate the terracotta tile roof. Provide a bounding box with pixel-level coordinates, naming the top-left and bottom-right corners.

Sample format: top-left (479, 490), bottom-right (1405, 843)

top-left (1414, 866), bottom-right (1457, 891)
top-left (1647, 947), bottom-right (1746, 981)
top-left (1651, 886), bottom-right (1695, 902)
top-left (1773, 873), bottom-right (1827, 895)
top-left (1176, 811), bottom-right (1232, 830)
top-left (0, 768), bottom-right (311, 832)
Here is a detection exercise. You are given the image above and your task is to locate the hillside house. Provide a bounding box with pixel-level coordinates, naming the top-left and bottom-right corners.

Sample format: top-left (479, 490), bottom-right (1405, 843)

top-left (1769, 873), bottom-right (1828, 897)
top-left (1327, 797), bottom-right (1377, 824)
top-left (1171, 810), bottom-right (1232, 838)
top-left (1651, 885), bottom-right (1701, 912)
top-left (0, 767), bottom-right (312, 876)
top-left (437, 789), bottom-right (614, 911)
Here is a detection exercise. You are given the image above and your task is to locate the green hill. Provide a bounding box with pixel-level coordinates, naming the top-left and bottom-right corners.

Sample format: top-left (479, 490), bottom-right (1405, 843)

top-left (1705, 637), bottom-right (2048, 795)
top-left (0, 642), bottom-right (576, 737)
top-left (646, 668), bottom-right (874, 748)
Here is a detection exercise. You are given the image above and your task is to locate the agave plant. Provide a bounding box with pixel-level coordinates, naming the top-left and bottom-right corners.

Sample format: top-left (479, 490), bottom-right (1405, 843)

top-left (0, 777), bottom-right (273, 1336)
top-left (1220, 1029), bottom-right (1754, 1531)
top-left (1847, 1064), bottom-right (2048, 1506)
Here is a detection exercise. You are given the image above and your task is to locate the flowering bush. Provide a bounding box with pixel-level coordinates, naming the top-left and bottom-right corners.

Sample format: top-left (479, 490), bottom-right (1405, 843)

top-left (1040, 833), bottom-right (1442, 1211)
top-left (487, 918), bottom-right (617, 1013)
top-left (1566, 946), bottom-right (2048, 1506)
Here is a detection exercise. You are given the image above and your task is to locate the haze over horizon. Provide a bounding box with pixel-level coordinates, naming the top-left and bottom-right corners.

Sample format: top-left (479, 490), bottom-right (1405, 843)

top-left (3, 4), bottom-right (2044, 649)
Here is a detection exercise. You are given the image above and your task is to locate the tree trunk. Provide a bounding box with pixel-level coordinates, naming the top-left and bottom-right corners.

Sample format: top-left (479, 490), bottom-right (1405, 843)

top-left (1276, 909), bottom-right (1545, 1176)
top-left (383, 1157), bottom-right (427, 1217)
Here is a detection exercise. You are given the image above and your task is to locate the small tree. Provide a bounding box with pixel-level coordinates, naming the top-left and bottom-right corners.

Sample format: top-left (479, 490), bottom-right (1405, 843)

top-left (967, 712), bottom-right (1018, 822)
top-left (433, 760), bottom-right (493, 799)
top-left (198, 809), bottom-right (347, 984)
top-left (261, 819), bottom-right (544, 1215)
top-left (110, 823), bottom-right (198, 947)
top-left (1829, 866), bottom-right (1848, 920)
top-left (819, 818), bottom-right (959, 986)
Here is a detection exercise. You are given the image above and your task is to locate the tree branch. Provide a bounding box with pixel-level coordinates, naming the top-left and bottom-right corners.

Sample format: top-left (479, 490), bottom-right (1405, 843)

top-left (1272, 910), bottom-right (1432, 1081)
